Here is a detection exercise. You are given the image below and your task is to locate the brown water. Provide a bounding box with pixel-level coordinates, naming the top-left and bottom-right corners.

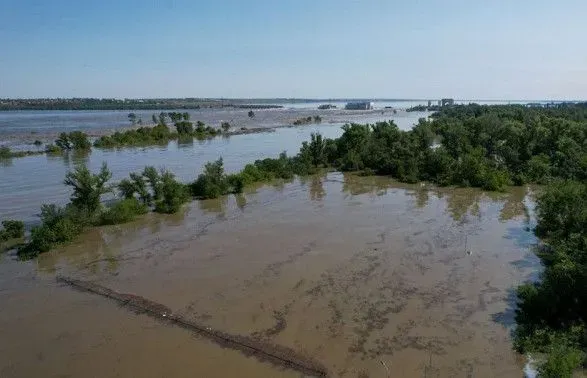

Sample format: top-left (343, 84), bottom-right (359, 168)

top-left (0, 173), bottom-right (539, 377)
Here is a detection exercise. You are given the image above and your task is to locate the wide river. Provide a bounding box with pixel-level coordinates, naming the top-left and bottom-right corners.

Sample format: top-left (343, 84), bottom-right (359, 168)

top-left (0, 109), bottom-right (540, 377)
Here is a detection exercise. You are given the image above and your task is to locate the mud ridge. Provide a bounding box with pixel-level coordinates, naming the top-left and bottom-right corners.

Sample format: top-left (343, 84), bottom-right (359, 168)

top-left (56, 276), bottom-right (328, 377)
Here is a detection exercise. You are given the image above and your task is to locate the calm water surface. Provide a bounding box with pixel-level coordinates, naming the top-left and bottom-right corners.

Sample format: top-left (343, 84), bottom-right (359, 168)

top-left (0, 174), bottom-right (540, 377)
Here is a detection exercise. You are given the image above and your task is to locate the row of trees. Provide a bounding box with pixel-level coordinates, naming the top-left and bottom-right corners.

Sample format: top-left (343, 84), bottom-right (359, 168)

top-left (15, 148), bottom-right (318, 259)
top-left (17, 163), bottom-right (190, 259)
top-left (514, 181), bottom-right (587, 376)
top-left (94, 121), bottom-right (220, 148)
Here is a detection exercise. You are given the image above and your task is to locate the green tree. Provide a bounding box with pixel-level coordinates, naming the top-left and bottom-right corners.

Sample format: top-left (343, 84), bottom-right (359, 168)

top-left (155, 171), bottom-right (190, 213)
top-left (63, 163), bottom-right (112, 214)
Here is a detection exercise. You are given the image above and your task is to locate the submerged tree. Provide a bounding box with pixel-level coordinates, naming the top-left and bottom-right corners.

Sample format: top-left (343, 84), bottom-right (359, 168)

top-left (63, 163), bottom-right (112, 214)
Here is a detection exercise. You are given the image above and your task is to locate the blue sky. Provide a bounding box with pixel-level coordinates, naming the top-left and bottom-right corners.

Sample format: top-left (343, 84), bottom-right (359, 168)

top-left (1, 0), bottom-right (585, 100)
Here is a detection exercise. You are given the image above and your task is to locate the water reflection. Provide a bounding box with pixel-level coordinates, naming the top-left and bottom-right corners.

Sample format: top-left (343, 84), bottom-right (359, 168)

top-left (199, 197), bottom-right (227, 214)
top-left (36, 228), bottom-right (121, 275)
top-left (341, 173), bottom-right (390, 196)
top-left (235, 193), bottom-right (247, 210)
top-left (177, 137), bottom-right (194, 148)
top-left (440, 188), bottom-right (483, 223)
top-left (46, 149), bottom-right (91, 167)
top-left (499, 187), bottom-right (528, 222)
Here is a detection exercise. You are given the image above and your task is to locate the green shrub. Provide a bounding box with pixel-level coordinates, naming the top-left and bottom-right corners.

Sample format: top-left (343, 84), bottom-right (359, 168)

top-left (0, 146), bottom-right (11, 159)
top-left (0, 220), bottom-right (25, 241)
top-left (154, 171), bottom-right (190, 214)
top-left (45, 144), bottom-right (62, 154)
top-left (100, 198), bottom-right (148, 225)
top-left (226, 174), bottom-right (245, 194)
top-left (175, 121), bottom-right (193, 135)
top-left (93, 124), bottom-right (176, 148)
top-left (254, 152), bottom-right (296, 180)
top-left (55, 131), bottom-right (91, 150)
top-left (18, 204), bottom-right (86, 259)
top-left (190, 158), bottom-right (229, 199)
top-left (539, 342), bottom-right (584, 378)
top-left (480, 168), bottom-right (511, 191)
top-left (140, 166), bottom-right (161, 200)
top-left (63, 163), bottom-right (112, 214)
top-left (239, 164), bottom-right (267, 184)
top-left (118, 172), bottom-right (152, 205)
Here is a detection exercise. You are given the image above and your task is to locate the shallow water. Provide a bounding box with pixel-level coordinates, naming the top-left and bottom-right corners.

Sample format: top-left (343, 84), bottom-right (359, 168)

top-left (0, 173), bottom-right (540, 377)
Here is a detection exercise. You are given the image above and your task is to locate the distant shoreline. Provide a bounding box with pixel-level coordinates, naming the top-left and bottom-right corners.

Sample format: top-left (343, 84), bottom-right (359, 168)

top-left (0, 98), bottom-right (574, 112)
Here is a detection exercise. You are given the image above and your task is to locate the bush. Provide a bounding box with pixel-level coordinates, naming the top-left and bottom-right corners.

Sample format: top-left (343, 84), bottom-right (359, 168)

top-left (238, 164), bottom-right (269, 185)
top-left (226, 174), bottom-right (245, 194)
top-left (480, 168), bottom-right (511, 191)
top-left (190, 158), bottom-right (229, 199)
top-left (55, 131), bottom-right (91, 150)
top-left (0, 220), bottom-right (25, 241)
top-left (100, 198), bottom-right (148, 225)
top-left (539, 342), bottom-right (584, 378)
top-left (45, 144), bottom-right (62, 154)
top-left (118, 172), bottom-right (152, 205)
top-left (154, 171), bottom-right (190, 214)
top-left (0, 146), bottom-right (11, 159)
top-left (63, 163), bottom-right (112, 214)
top-left (18, 204), bottom-right (86, 259)
top-left (221, 122), bottom-right (231, 132)
top-left (175, 121), bottom-right (193, 135)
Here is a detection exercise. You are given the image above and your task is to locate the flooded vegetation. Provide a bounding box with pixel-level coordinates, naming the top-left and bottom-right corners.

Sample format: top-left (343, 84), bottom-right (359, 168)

top-left (2, 103), bottom-right (587, 376)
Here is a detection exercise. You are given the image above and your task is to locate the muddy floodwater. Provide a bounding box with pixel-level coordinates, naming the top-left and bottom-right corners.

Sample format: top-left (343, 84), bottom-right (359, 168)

top-left (0, 173), bottom-right (540, 377)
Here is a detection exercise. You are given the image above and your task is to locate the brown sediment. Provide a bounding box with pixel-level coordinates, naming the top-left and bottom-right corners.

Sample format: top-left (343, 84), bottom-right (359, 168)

top-left (56, 276), bottom-right (328, 377)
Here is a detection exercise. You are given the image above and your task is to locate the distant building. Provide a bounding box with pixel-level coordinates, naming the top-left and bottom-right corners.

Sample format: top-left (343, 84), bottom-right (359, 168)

top-left (427, 100), bottom-right (432, 107)
top-left (345, 101), bottom-right (373, 110)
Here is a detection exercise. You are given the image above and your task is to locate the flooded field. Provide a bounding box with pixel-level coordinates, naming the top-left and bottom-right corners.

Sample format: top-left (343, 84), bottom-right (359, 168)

top-left (0, 173), bottom-right (540, 377)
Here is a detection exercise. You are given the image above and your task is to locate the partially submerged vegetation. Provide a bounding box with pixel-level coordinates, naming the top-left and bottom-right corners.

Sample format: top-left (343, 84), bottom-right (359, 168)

top-left (17, 163), bottom-right (190, 259)
top-left (0, 220), bottom-right (25, 253)
top-left (55, 131), bottom-right (92, 151)
top-left (292, 115), bottom-right (322, 125)
top-left (94, 113), bottom-right (220, 148)
top-left (13, 103), bottom-right (587, 259)
top-left (0, 146), bottom-right (45, 159)
top-left (514, 181), bottom-right (587, 377)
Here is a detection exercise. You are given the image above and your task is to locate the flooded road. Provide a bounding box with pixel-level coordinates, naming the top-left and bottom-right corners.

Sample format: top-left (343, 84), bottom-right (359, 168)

top-left (0, 173), bottom-right (540, 377)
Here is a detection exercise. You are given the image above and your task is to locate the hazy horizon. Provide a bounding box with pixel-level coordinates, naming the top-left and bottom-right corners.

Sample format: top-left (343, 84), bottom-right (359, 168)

top-left (2, 0), bottom-right (586, 100)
